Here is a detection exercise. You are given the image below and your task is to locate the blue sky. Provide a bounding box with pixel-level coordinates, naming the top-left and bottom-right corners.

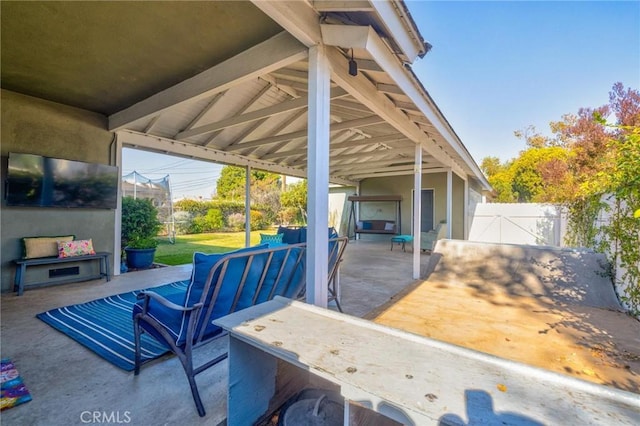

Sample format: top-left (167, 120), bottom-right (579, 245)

top-left (124, 1), bottom-right (640, 198)
top-left (406, 0), bottom-right (640, 163)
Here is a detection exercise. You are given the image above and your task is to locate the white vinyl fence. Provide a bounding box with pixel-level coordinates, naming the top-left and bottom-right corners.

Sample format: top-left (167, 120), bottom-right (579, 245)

top-left (469, 203), bottom-right (566, 247)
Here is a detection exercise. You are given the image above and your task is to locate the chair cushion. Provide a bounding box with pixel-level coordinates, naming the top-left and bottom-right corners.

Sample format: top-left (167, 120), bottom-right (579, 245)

top-left (277, 226), bottom-right (302, 244)
top-left (133, 292), bottom-right (199, 348)
top-left (255, 247), bottom-right (305, 304)
top-left (179, 244), bottom-right (269, 344)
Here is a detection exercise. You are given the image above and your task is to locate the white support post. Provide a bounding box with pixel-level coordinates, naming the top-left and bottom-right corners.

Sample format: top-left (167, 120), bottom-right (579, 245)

top-left (412, 145), bottom-right (422, 279)
top-left (245, 165), bottom-right (251, 248)
top-left (446, 168), bottom-right (453, 239)
top-left (463, 177), bottom-right (469, 240)
top-left (306, 44), bottom-right (330, 308)
top-left (114, 136), bottom-right (123, 275)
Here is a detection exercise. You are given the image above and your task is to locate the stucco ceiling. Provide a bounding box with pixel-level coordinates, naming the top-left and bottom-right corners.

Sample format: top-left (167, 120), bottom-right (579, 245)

top-left (1, 1), bottom-right (281, 115)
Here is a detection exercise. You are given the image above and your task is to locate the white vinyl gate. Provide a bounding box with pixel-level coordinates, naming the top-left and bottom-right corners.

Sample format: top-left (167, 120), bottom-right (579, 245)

top-left (468, 203), bottom-right (566, 247)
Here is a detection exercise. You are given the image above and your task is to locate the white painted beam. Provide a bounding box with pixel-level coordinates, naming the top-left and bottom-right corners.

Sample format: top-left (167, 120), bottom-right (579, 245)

top-left (413, 144), bottom-right (422, 279)
top-left (355, 58), bottom-right (384, 72)
top-left (251, 0), bottom-right (321, 47)
top-left (261, 133), bottom-right (407, 161)
top-left (177, 88), bottom-right (346, 140)
top-left (227, 115), bottom-right (383, 152)
top-left (369, 0), bottom-right (426, 62)
top-left (313, 0), bottom-right (374, 12)
top-left (306, 44), bottom-right (331, 308)
top-left (109, 32), bottom-right (307, 130)
top-left (245, 165), bottom-right (251, 248)
top-left (345, 162), bottom-right (440, 176)
top-left (321, 25), bottom-right (467, 178)
top-left (324, 44), bottom-right (465, 178)
top-left (377, 83), bottom-right (404, 95)
top-left (118, 130), bottom-right (305, 176)
top-left (446, 169), bottom-right (453, 239)
top-left (464, 176), bottom-right (469, 240)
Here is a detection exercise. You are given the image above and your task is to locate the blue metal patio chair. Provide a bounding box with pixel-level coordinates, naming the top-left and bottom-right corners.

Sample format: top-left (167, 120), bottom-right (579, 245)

top-left (132, 236), bottom-right (348, 416)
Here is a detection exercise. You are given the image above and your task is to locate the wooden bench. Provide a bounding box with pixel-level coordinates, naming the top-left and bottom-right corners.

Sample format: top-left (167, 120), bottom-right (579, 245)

top-left (13, 252), bottom-right (111, 296)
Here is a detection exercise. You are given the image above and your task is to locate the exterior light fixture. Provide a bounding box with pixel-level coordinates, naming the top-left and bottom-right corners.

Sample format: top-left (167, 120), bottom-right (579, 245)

top-left (349, 49), bottom-right (358, 76)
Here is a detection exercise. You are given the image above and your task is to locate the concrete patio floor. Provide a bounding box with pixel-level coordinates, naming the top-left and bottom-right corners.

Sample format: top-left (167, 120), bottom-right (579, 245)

top-left (1, 239), bottom-right (426, 425)
top-left (3, 239), bottom-right (638, 425)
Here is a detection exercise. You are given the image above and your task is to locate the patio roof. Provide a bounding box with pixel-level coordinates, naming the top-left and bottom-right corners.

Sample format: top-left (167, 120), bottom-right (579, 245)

top-left (1, 0), bottom-right (490, 190)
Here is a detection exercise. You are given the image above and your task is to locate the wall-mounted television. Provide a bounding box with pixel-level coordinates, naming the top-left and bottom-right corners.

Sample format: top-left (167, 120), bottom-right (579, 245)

top-left (5, 152), bottom-right (119, 209)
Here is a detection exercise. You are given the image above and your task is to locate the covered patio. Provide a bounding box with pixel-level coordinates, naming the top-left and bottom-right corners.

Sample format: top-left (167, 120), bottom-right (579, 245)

top-left (3, 239), bottom-right (639, 424)
top-left (3, 1), bottom-right (637, 423)
top-left (0, 240), bottom-right (428, 425)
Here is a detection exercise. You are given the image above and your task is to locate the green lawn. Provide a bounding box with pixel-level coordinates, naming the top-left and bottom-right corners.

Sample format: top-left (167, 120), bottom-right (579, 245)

top-left (154, 231), bottom-right (263, 265)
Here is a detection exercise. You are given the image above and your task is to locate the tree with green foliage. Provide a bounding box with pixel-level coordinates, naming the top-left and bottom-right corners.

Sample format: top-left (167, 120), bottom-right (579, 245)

top-left (510, 146), bottom-right (572, 203)
top-left (215, 165), bottom-right (281, 201)
top-left (480, 83), bottom-right (639, 314)
top-left (280, 179), bottom-right (308, 225)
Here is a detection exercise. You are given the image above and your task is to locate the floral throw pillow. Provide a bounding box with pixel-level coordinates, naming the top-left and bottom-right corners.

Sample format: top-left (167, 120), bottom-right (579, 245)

top-left (58, 239), bottom-right (96, 258)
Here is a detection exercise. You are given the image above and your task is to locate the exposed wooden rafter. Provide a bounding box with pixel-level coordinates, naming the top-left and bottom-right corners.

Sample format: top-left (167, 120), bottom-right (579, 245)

top-left (109, 31), bottom-right (308, 130)
top-left (177, 87), bottom-right (347, 140)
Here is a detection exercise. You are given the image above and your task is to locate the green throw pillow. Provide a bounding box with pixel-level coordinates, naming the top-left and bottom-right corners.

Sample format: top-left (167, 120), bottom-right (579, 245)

top-left (260, 233), bottom-right (284, 244)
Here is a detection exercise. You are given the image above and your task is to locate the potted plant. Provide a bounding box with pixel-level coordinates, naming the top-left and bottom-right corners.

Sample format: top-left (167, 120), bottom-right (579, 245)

top-left (121, 196), bottom-right (162, 269)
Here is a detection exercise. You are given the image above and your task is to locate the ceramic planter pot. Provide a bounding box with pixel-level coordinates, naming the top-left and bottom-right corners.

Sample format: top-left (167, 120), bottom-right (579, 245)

top-left (124, 247), bottom-right (156, 269)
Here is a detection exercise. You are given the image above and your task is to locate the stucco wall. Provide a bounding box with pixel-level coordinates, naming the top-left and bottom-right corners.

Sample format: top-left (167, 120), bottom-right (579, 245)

top-left (356, 172), bottom-right (465, 241)
top-left (1, 90), bottom-right (116, 292)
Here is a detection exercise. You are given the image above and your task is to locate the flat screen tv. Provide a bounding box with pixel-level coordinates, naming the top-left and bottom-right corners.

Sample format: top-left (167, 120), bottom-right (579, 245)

top-left (5, 152), bottom-right (119, 209)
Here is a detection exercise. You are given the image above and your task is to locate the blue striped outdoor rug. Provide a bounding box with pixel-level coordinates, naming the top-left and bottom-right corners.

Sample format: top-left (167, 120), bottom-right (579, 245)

top-left (36, 280), bottom-right (190, 371)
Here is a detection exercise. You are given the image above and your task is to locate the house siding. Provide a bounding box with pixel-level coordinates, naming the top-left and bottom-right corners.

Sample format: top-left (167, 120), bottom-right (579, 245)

top-left (357, 172), bottom-right (466, 240)
top-left (1, 90), bottom-right (116, 292)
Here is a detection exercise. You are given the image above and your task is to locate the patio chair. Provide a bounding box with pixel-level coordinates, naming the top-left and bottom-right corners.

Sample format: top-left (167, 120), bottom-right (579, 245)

top-left (132, 237), bottom-right (348, 417)
top-left (421, 220), bottom-right (447, 252)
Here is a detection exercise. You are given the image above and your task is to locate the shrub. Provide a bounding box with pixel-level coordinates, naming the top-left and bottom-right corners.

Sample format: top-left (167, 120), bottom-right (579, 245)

top-left (121, 197), bottom-right (162, 248)
top-left (227, 213), bottom-right (245, 231)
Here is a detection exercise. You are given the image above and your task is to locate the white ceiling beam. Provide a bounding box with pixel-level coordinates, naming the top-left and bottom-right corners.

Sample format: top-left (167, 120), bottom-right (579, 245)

top-left (251, 0), bottom-right (321, 47)
top-left (331, 99), bottom-right (372, 114)
top-left (203, 84), bottom-right (273, 146)
top-left (265, 135), bottom-right (410, 162)
top-left (270, 68), bottom-right (311, 83)
top-left (377, 83), bottom-right (403, 95)
top-left (330, 147), bottom-right (415, 162)
top-left (346, 167), bottom-right (449, 180)
top-left (330, 157), bottom-right (412, 173)
top-left (238, 109), bottom-right (308, 156)
top-left (312, 0), bottom-right (374, 12)
top-left (322, 24), bottom-right (489, 188)
top-left (369, 0), bottom-right (426, 62)
top-left (261, 132), bottom-right (405, 160)
top-left (344, 162), bottom-right (442, 177)
top-left (321, 27), bottom-right (466, 178)
top-left (118, 130), bottom-right (357, 187)
top-left (180, 91), bottom-right (228, 135)
top-left (143, 115), bottom-right (161, 133)
top-left (323, 43), bottom-right (464, 177)
top-left (394, 101), bottom-right (420, 112)
top-left (177, 87), bottom-right (346, 140)
top-left (227, 115), bottom-right (384, 152)
top-left (109, 31), bottom-right (307, 130)
top-left (356, 59), bottom-right (384, 72)
top-left (119, 130), bottom-right (306, 179)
